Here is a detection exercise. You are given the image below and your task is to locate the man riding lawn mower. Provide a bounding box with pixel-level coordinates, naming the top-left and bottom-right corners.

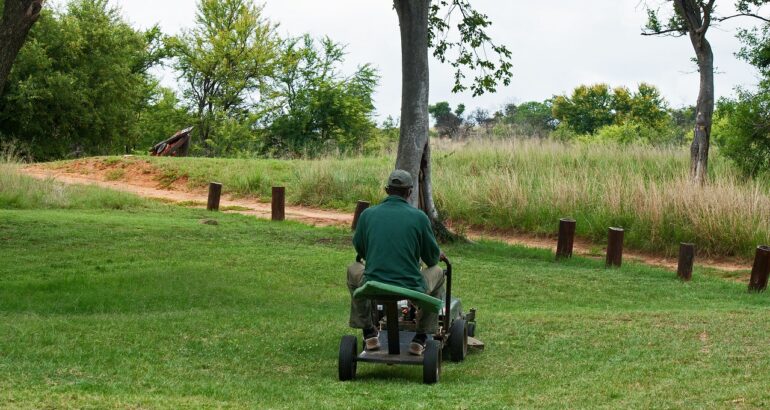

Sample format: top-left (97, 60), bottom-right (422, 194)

top-left (340, 170), bottom-right (482, 384)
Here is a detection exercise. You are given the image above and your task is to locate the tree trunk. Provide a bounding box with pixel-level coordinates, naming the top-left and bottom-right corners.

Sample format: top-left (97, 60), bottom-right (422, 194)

top-left (677, 0), bottom-right (714, 185)
top-left (394, 0), bottom-right (455, 241)
top-left (0, 0), bottom-right (43, 96)
top-left (692, 41), bottom-right (713, 185)
top-left (393, 0), bottom-right (433, 213)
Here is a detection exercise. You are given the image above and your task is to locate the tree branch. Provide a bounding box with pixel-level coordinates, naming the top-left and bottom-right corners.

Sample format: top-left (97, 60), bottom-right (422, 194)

top-left (641, 27), bottom-right (687, 36)
top-left (677, 0), bottom-right (700, 33)
top-left (698, 0), bottom-right (716, 34)
top-left (717, 13), bottom-right (770, 24)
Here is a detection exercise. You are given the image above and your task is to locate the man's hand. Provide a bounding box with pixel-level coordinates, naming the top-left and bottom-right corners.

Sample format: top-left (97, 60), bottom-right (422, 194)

top-left (439, 251), bottom-right (448, 263)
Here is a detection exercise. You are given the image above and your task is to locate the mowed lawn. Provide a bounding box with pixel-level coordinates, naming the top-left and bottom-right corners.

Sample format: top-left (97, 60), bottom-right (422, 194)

top-left (2, 206), bottom-right (770, 408)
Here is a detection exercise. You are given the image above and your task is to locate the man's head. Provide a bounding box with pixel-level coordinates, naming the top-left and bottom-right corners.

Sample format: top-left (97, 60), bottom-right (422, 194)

top-left (385, 169), bottom-right (413, 199)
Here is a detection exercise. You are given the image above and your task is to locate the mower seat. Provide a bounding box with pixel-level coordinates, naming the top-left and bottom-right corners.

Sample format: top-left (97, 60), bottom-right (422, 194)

top-left (353, 281), bottom-right (443, 313)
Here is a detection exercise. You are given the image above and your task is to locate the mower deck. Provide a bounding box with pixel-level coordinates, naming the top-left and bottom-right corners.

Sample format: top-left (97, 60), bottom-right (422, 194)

top-left (357, 331), bottom-right (426, 365)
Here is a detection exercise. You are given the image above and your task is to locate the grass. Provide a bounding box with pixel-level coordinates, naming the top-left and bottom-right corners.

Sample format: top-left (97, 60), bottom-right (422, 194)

top-left (2, 168), bottom-right (770, 407)
top-left (0, 162), bottom-right (155, 211)
top-left (104, 168), bottom-right (125, 181)
top-left (99, 139), bottom-right (770, 259)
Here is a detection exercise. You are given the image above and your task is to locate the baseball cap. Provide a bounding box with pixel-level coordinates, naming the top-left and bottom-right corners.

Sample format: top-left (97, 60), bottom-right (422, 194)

top-left (387, 169), bottom-right (413, 188)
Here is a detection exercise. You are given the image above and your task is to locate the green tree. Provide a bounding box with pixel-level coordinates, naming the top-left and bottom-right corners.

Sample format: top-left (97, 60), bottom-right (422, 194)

top-left (643, 0), bottom-right (770, 184)
top-left (552, 84), bottom-right (615, 135)
top-left (737, 24), bottom-right (770, 76)
top-left (364, 115), bottom-right (400, 154)
top-left (428, 101), bottom-right (467, 138)
top-left (712, 14), bottom-right (770, 176)
top-left (612, 83), bottom-right (669, 128)
top-left (170, 0), bottom-right (278, 156)
top-left (470, 107), bottom-right (494, 134)
top-left (713, 89), bottom-right (770, 176)
top-left (261, 35), bottom-right (378, 156)
top-left (500, 100), bottom-right (555, 137)
top-left (552, 83), bottom-right (670, 136)
top-left (0, 0), bottom-right (163, 160)
top-left (133, 87), bottom-right (194, 152)
top-left (394, 0), bottom-right (512, 233)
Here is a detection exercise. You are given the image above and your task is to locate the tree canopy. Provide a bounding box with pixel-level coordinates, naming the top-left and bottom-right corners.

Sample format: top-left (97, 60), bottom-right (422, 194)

top-left (552, 83), bottom-right (669, 136)
top-left (0, 0), bottom-right (161, 159)
top-left (643, 0), bottom-right (770, 183)
top-left (261, 35), bottom-right (379, 156)
top-left (169, 0), bottom-right (278, 156)
top-left (0, 0), bottom-right (382, 160)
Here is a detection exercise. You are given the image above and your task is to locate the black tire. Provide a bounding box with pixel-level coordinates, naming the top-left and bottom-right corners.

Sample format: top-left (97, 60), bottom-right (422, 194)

top-left (449, 319), bottom-right (468, 362)
top-left (467, 321), bottom-right (476, 338)
top-left (338, 335), bottom-right (358, 381)
top-left (423, 339), bottom-right (441, 384)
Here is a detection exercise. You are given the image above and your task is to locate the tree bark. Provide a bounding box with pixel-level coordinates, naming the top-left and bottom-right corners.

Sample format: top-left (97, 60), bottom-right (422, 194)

top-left (0, 0), bottom-right (43, 96)
top-left (677, 0), bottom-right (714, 185)
top-left (394, 0), bottom-right (436, 216)
top-left (394, 0), bottom-right (455, 241)
top-left (692, 46), bottom-right (713, 185)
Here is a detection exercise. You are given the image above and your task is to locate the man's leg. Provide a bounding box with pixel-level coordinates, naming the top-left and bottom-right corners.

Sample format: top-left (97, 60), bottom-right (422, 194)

top-left (415, 265), bottom-right (446, 335)
top-left (347, 262), bottom-right (380, 350)
top-left (347, 261), bottom-right (372, 329)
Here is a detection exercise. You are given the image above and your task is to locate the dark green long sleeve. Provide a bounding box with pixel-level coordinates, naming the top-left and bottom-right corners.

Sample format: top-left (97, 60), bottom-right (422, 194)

top-left (352, 195), bottom-right (440, 292)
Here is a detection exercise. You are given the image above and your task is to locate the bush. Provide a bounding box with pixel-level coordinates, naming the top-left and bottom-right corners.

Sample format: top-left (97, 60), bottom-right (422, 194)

top-left (588, 121), bottom-right (678, 146)
top-left (0, 0), bottom-right (161, 160)
top-left (551, 124), bottom-right (579, 141)
top-left (713, 89), bottom-right (770, 176)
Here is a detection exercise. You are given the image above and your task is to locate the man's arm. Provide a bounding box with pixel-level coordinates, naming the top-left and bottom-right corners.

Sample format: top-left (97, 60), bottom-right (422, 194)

top-left (419, 214), bottom-right (441, 267)
top-left (353, 211), bottom-right (367, 259)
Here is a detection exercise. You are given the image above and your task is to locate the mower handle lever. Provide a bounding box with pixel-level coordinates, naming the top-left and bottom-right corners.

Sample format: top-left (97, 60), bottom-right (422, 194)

top-left (442, 255), bottom-right (453, 332)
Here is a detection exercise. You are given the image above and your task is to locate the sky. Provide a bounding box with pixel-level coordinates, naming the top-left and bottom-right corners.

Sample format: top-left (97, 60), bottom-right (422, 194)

top-left (107, 0), bottom-right (767, 121)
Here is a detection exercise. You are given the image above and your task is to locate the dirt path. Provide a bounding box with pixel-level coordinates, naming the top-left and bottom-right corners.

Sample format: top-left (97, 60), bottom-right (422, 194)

top-left (20, 159), bottom-right (750, 274)
top-left (23, 161), bottom-right (351, 227)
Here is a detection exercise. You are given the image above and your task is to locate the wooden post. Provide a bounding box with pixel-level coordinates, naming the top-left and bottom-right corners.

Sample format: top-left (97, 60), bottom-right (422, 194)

top-left (207, 182), bottom-right (222, 211)
top-left (555, 218), bottom-right (576, 260)
top-left (748, 245), bottom-right (770, 292)
top-left (606, 227), bottom-right (624, 268)
top-left (351, 200), bottom-right (370, 231)
top-left (677, 243), bottom-right (695, 281)
top-left (271, 187), bottom-right (285, 221)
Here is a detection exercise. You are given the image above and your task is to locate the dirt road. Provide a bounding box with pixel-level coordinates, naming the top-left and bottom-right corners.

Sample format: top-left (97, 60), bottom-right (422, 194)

top-left (21, 158), bottom-right (749, 274)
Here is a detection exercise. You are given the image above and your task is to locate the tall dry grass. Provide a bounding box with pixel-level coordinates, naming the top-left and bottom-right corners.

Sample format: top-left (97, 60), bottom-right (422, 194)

top-left (433, 139), bottom-right (770, 257)
top-left (145, 139), bottom-right (769, 258)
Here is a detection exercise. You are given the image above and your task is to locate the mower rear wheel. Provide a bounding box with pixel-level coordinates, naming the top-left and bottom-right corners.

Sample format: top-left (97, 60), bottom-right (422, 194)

top-left (338, 335), bottom-right (358, 381)
top-left (449, 319), bottom-right (468, 362)
top-left (423, 339), bottom-right (441, 384)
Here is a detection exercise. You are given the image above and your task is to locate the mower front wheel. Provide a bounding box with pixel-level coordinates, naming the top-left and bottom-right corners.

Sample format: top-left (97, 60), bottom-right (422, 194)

top-left (423, 339), bottom-right (441, 384)
top-left (338, 335), bottom-right (358, 381)
top-left (449, 318), bottom-right (468, 362)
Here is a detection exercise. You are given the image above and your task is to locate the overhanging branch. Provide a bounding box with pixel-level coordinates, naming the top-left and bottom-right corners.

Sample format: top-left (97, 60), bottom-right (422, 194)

top-left (641, 27), bottom-right (687, 37)
top-left (717, 13), bottom-right (770, 24)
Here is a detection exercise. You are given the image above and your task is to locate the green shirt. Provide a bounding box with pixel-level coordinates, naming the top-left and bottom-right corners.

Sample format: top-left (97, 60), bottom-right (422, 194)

top-left (353, 195), bottom-right (441, 292)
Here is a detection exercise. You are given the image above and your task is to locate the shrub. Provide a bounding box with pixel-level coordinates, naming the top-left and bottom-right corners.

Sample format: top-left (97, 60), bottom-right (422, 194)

top-left (713, 89), bottom-right (770, 177)
top-left (589, 121), bottom-right (678, 146)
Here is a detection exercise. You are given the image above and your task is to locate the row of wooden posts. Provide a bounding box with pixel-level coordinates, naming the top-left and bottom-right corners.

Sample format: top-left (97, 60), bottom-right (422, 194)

top-left (206, 182), bottom-right (371, 226)
top-left (207, 182), bottom-right (289, 221)
top-left (556, 217), bottom-right (770, 292)
top-left (206, 182), bottom-right (770, 292)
